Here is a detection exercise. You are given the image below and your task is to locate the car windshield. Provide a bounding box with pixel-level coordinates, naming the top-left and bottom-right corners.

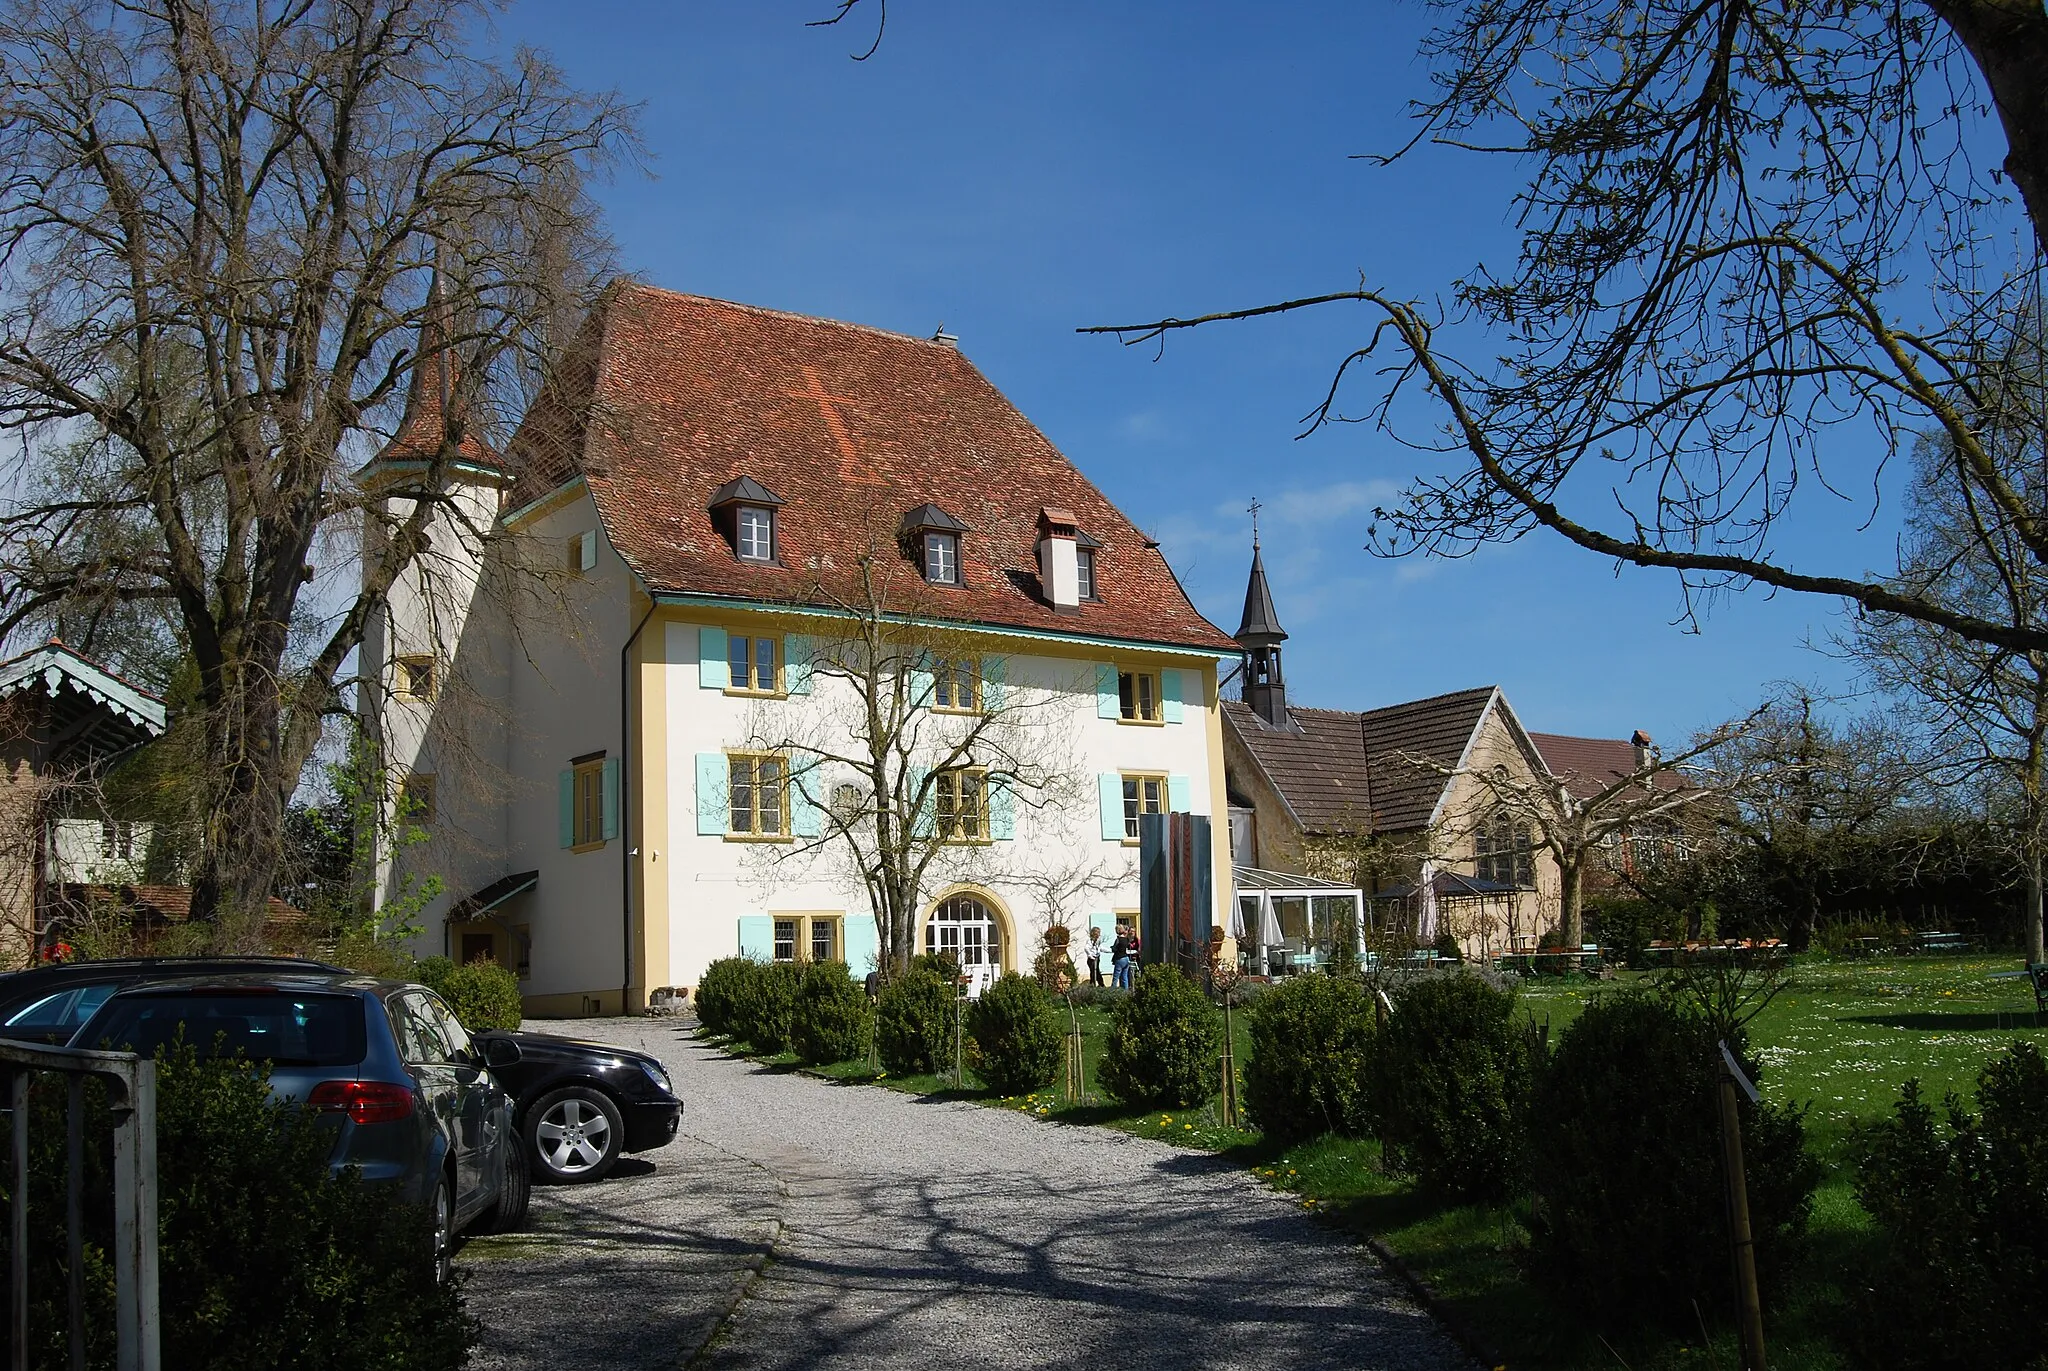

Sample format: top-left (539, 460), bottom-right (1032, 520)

top-left (80, 991), bottom-right (366, 1067)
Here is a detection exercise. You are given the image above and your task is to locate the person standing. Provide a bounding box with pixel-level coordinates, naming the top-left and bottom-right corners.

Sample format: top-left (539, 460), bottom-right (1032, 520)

top-left (1111, 926), bottom-right (1133, 990)
top-left (1084, 924), bottom-right (1105, 986)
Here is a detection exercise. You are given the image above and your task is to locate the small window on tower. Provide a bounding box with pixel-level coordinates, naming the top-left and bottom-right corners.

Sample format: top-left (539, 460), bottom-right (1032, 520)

top-left (567, 530), bottom-right (598, 573)
top-left (400, 773), bottom-right (438, 826)
top-left (395, 656), bottom-right (437, 701)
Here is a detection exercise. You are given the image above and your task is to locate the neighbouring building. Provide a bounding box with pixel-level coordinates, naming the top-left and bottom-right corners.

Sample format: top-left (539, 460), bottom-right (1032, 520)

top-left (1218, 539), bottom-right (1661, 960)
top-left (361, 283), bottom-right (1240, 1013)
top-left (0, 641), bottom-right (168, 965)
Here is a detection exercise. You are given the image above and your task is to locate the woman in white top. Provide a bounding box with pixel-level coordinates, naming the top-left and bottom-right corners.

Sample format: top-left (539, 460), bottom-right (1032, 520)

top-left (1084, 925), bottom-right (1105, 986)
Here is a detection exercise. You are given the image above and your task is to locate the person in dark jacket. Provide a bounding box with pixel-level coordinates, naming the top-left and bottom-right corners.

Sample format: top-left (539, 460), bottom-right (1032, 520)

top-left (1111, 927), bottom-right (1134, 989)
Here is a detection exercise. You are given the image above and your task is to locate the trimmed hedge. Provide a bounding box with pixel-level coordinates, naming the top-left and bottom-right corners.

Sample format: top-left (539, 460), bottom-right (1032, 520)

top-left (968, 973), bottom-right (1062, 1094)
top-left (1241, 973), bottom-right (1377, 1144)
top-left (1372, 973), bottom-right (1533, 1202)
top-left (413, 956), bottom-right (522, 1033)
top-left (878, 965), bottom-right (954, 1076)
top-left (1528, 992), bottom-right (1819, 1331)
top-left (791, 961), bottom-right (873, 1066)
top-left (1100, 964), bottom-right (1219, 1109)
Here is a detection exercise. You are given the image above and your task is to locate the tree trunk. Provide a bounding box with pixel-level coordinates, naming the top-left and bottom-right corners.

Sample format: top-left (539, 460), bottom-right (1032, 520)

top-left (186, 675), bottom-right (291, 949)
top-left (1559, 853), bottom-right (1585, 949)
top-left (1931, 0), bottom-right (2048, 255)
top-left (2027, 843), bottom-right (2046, 967)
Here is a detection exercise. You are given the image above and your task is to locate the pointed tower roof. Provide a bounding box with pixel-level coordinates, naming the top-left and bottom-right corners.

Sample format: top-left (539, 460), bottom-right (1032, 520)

top-left (1235, 542), bottom-right (1287, 643)
top-left (367, 268), bottom-right (505, 476)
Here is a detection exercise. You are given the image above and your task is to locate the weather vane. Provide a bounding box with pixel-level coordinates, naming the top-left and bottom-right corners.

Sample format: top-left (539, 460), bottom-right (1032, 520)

top-left (1248, 497), bottom-right (1262, 550)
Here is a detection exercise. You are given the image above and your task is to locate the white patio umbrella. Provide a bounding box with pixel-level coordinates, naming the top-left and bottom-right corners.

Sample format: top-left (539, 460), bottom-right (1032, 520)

top-left (1257, 892), bottom-right (1283, 948)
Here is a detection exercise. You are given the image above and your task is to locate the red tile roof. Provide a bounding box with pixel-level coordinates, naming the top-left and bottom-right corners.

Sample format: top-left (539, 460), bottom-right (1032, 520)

top-left (503, 284), bottom-right (1236, 653)
top-left (1527, 732), bottom-right (1683, 799)
top-left (56, 884), bottom-right (310, 933)
top-left (372, 275), bottom-right (506, 474)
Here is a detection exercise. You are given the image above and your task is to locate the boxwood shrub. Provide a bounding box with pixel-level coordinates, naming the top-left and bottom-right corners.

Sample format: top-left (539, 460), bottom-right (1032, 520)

top-left (1100, 964), bottom-right (1219, 1109)
top-left (1241, 973), bottom-right (1377, 1144)
top-left (413, 956), bottom-right (522, 1033)
top-left (1371, 972), bottom-right (1532, 1201)
top-left (1848, 1040), bottom-right (2048, 1371)
top-left (729, 960), bottom-right (802, 1054)
top-left (968, 973), bottom-right (1062, 1094)
top-left (878, 964), bottom-right (955, 1076)
top-left (1528, 991), bottom-right (1819, 1331)
top-left (694, 956), bottom-right (755, 1039)
top-left (791, 960), bottom-right (873, 1066)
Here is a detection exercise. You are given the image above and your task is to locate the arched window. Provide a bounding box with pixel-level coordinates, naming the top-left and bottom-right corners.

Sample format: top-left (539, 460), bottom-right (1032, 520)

top-left (926, 895), bottom-right (1003, 968)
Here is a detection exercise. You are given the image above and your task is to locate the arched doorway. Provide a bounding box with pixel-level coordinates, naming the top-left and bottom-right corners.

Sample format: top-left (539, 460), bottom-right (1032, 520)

top-left (923, 891), bottom-right (1011, 975)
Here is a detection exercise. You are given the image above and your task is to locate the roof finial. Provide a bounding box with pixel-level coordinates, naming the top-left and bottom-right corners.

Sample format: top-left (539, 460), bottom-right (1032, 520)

top-left (1248, 496), bottom-right (1262, 551)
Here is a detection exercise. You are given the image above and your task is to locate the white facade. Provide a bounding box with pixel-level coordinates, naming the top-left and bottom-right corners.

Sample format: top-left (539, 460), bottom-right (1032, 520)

top-left (368, 486), bottom-right (1234, 1014)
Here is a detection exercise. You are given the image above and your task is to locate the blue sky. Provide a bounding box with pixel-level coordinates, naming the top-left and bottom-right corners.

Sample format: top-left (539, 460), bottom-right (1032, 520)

top-left (497, 1), bottom-right (1889, 746)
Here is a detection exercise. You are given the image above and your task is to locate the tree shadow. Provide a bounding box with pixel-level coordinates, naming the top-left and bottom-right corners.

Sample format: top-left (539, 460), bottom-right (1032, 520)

top-left (1841, 1011), bottom-right (2045, 1032)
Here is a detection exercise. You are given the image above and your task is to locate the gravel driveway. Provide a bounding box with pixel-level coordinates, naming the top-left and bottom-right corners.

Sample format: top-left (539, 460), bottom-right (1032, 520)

top-left (464, 1018), bottom-right (1472, 1371)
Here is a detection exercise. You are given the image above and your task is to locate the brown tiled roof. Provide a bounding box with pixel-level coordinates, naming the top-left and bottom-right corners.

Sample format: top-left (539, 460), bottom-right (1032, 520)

top-left (56, 884), bottom-right (310, 932)
top-left (501, 284), bottom-right (1237, 653)
top-left (1528, 732), bottom-right (1683, 799)
top-left (1223, 687), bottom-right (1500, 835)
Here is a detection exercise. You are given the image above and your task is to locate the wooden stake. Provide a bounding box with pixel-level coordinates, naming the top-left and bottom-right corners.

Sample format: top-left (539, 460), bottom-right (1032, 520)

top-left (1717, 1047), bottom-right (1768, 1371)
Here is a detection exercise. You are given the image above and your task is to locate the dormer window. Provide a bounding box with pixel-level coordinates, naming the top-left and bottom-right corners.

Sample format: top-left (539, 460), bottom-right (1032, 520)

top-left (736, 506), bottom-right (775, 562)
top-left (1076, 531), bottom-right (1102, 601)
top-left (709, 475), bottom-right (785, 565)
top-left (900, 503), bottom-right (969, 587)
top-left (925, 531), bottom-right (959, 584)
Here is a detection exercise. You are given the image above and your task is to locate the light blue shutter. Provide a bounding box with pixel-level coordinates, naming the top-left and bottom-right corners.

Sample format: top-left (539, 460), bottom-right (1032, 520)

top-left (558, 770), bottom-right (575, 848)
top-left (601, 757), bottom-right (621, 840)
top-left (1099, 773), bottom-right (1124, 841)
top-left (1088, 911), bottom-right (1115, 949)
top-left (1162, 669), bottom-right (1184, 724)
top-left (908, 652), bottom-right (934, 710)
top-left (981, 655), bottom-right (1007, 712)
top-left (1096, 664), bottom-right (1119, 719)
top-left (792, 762), bottom-right (823, 837)
top-left (699, 627), bottom-right (729, 689)
top-left (696, 753), bottom-right (728, 835)
top-left (843, 914), bottom-right (880, 975)
top-left (786, 635), bottom-right (813, 695)
top-left (737, 915), bottom-right (772, 960)
top-left (1168, 774), bottom-right (1193, 813)
top-left (910, 767), bottom-right (935, 838)
top-left (989, 775), bottom-right (1016, 840)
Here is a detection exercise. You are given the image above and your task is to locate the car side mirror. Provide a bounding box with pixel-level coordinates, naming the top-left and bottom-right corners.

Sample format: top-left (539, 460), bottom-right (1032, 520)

top-left (480, 1036), bottom-right (522, 1069)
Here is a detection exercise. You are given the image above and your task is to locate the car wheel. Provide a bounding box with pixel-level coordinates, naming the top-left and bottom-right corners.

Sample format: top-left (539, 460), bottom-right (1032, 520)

top-left (430, 1172), bottom-right (454, 1283)
top-left (474, 1134), bottom-right (530, 1234)
top-left (525, 1086), bottom-right (623, 1183)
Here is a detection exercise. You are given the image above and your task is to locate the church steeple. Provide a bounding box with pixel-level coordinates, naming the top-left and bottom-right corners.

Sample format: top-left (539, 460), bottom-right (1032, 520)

top-left (1235, 503), bottom-right (1289, 728)
top-left (367, 260), bottom-right (504, 476)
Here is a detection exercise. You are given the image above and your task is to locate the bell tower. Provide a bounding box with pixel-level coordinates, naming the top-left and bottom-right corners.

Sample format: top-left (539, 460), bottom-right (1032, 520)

top-left (1235, 503), bottom-right (1289, 728)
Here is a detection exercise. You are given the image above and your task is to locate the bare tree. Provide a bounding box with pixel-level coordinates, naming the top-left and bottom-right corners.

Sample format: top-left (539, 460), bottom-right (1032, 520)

top-left (732, 532), bottom-right (1093, 975)
top-left (1848, 300), bottom-right (2048, 962)
top-left (1085, 3), bottom-right (2048, 658)
top-left (1403, 710), bottom-right (1771, 951)
top-left (0, 0), bottom-right (636, 938)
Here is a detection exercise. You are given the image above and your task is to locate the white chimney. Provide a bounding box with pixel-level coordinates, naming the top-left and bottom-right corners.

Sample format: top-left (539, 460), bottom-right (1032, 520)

top-left (1038, 506), bottom-right (1080, 612)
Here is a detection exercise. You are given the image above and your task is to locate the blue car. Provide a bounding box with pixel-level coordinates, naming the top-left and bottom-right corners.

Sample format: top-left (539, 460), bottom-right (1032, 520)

top-left (71, 972), bottom-right (529, 1277)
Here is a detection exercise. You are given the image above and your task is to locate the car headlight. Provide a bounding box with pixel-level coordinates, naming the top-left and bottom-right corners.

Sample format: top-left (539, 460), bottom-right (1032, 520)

top-left (638, 1060), bottom-right (673, 1096)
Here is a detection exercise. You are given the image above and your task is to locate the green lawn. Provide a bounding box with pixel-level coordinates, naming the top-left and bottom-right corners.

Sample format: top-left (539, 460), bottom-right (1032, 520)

top-left (726, 956), bottom-right (2048, 1371)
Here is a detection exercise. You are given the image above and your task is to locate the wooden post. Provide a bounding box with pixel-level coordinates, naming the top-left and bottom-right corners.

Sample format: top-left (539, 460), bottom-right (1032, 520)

top-left (1716, 1044), bottom-right (1767, 1371)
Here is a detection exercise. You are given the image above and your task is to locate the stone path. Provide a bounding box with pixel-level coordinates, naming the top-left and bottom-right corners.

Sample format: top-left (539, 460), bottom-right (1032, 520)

top-left (462, 1018), bottom-right (1472, 1371)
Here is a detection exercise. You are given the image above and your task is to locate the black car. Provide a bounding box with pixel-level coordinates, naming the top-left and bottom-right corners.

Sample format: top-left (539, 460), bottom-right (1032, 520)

top-left (71, 972), bottom-right (529, 1277)
top-left (473, 1028), bottom-right (682, 1183)
top-left (0, 956), bottom-right (347, 1045)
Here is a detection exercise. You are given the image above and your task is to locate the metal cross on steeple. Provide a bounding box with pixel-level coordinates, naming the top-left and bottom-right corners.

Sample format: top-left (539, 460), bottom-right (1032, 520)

top-left (1248, 497), bottom-right (1262, 550)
